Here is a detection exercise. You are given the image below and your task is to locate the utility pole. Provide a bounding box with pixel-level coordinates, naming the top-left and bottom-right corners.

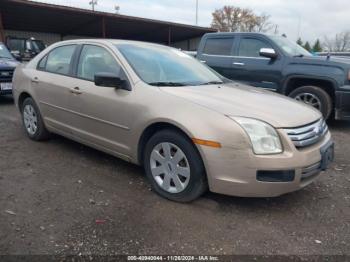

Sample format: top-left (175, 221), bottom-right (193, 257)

top-left (195, 0), bottom-right (198, 25)
top-left (89, 0), bottom-right (98, 11)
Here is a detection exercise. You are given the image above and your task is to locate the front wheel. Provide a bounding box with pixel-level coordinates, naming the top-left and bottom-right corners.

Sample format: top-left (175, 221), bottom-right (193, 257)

top-left (289, 86), bottom-right (333, 119)
top-left (143, 129), bottom-right (207, 202)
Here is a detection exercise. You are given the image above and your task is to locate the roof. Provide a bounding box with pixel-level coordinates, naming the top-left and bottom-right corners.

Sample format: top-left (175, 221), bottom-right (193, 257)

top-left (0, 0), bottom-right (216, 43)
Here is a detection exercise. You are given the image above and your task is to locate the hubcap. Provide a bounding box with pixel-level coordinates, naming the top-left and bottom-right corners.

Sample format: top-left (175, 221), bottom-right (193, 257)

top-left (150, 142), bottom-right (190, 194)
top-left (295, 92), bottom-right (322, 111)
top-left (23, 104), bottom-right (38, 135)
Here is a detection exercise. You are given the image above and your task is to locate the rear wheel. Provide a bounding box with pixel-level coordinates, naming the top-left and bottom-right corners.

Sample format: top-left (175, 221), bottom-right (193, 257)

top-left (21, 97), bottom-right (50, 141)
top-left (289, 86), bottom-right (333, 119)
top-left (143, 129), bottom-right (207, 202)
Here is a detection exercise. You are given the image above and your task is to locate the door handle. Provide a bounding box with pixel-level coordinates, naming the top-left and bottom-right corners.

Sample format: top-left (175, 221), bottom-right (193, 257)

top-left (31, 77), bottom-right (39, 83)
top-left (200, 60), bottom-right (206, 64)
top-left (70, 87), bottom-right (82, 95)
top-left (233, 62), bottom-right (245, 66)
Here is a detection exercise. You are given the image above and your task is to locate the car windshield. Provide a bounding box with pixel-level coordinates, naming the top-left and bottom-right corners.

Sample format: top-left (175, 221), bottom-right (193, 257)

top-left (269, 35), bottom-right (312, 57)
top-left (0, 43), bottom-right (13, 59)
top-left (115, 43), bottom-right (223, 86)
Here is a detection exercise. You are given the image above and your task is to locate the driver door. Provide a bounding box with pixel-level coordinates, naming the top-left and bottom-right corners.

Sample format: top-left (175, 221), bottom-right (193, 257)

top-left (232, 37), bottom-right (283, 91)
top-left (67, 44), bottom-right (134, 157)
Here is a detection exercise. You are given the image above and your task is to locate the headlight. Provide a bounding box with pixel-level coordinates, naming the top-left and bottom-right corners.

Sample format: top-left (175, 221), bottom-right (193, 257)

top-left (230, 117), bottom-right (283, 155)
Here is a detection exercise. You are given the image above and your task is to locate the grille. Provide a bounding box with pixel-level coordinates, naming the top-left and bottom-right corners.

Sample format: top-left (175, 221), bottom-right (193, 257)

top-left (0, 70), bottom-right (14, 81)
top-left (284, 119), bottom-right (328, 148)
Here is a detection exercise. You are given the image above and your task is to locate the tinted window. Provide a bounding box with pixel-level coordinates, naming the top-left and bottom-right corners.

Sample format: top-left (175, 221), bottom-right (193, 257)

top-left (203, 38), bottom-right (233, 56)
top-left (238, 38), bottom-right (272, 57)
top-left (7, 39), bottom-right (25, 53)
top-left (77, 45), bottom-right (121, 81)
top-left (46, 45), bottom-right (76, 75)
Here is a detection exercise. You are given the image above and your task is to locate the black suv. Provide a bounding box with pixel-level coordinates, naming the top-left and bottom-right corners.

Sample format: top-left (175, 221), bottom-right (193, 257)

top-left (196, 32), bottom-right (350, 120)
top-left (0, 42), bottom-right (19, 96)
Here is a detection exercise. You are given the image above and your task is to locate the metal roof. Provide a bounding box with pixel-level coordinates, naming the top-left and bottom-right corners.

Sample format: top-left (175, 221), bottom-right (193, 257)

top-left (0, 0), bottom-right (216, 44)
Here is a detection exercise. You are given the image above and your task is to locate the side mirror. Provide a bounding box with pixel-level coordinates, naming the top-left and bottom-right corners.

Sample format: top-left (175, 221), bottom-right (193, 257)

top-left (94, 72), bottom-right (130, 90)
top-left (259, 48), bottom-right (278, 59)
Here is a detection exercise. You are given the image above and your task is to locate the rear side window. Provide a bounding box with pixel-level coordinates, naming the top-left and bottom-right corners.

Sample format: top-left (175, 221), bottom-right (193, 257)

top-left (238, 38), bottom-right (272, 57)
top-left (77, 45), bottom-right (121, 81)
top-left (45, 45), bottom-right (76, 75)
top-left (203, 38), bottom-right (233, 56)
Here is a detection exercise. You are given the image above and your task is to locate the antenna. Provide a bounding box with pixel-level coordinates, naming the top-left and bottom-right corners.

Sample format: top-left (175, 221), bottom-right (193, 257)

top-left (89, 0), bottom-right (98, 11)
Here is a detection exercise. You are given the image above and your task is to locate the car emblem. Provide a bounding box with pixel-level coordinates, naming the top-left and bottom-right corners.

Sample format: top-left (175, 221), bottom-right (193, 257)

top-left (314, 124), bottom-right (323, 136)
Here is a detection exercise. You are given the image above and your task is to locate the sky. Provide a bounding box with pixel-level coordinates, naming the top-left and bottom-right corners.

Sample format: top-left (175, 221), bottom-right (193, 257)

top-left (32, 0), bottom-right (349, 44)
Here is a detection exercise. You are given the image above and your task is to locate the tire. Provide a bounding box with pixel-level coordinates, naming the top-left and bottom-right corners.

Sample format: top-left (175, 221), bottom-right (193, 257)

top-left (21, 97), bottom-right (50, 141)
top-left (288, 86), bottom-right (333, 119)
top-left (143, 129), bottom-right (208, 202)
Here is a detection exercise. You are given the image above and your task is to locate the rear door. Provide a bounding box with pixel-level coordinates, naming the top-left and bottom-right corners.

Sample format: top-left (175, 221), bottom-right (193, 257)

top-left (33, 44), bottom-right (78, 134)
top-left (197, 36), bottom-right (236, 79)
top-left (231, 36), bottom-right (283, 91)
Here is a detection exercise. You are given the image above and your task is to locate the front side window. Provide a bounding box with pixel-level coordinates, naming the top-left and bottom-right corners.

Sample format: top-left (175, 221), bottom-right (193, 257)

top-left (203, 38), bottom-right (234, 56)
top-left (269, 35), bottom-right (311, 57)
top-left (116, 43), bottom-right (223, 86)
top-left (77, 45), bottom-right (121, 81)
top-left (238, 38), bottom-right (272, 57)
top-left (45, 45), bottom-right (76, 75)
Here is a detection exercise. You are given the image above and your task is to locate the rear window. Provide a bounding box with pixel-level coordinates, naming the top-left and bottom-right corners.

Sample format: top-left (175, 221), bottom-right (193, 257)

top-left (45, 45), bottom-right (76, 75)
top-left (203, 38), bottom-right (233, 56)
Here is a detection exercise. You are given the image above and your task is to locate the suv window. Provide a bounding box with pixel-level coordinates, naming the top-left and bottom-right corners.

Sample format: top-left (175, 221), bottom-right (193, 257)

top-left (77, 45), bottom-right (121, 81)
top-left (238, 38), bottom-right (272, 58)
top-left (45, 45), bottom-right (76, 75)
top-left (203, 38), bottom-right (233, 56)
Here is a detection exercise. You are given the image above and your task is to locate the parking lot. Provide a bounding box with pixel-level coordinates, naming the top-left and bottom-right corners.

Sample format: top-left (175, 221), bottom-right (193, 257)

top-left (0, 95), bottom-right (349, 256)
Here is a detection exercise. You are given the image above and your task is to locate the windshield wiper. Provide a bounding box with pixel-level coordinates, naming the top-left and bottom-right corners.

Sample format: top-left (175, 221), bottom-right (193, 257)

top-left (0, 56), bottom-right (12, 59)
top-left (148, 82), bottom-right (187, 86)
top-left (199, 81), bottom-right (224, 85)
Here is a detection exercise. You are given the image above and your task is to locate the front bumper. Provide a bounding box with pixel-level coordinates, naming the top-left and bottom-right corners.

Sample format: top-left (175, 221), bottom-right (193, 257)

top-left (335, 87), bottom-right (350, 120)
top-left (199, 130), bottom-right (333, 197)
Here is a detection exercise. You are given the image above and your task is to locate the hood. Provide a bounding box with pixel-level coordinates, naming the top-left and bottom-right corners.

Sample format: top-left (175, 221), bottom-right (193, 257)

top-left (0, 58), bottom-right (19, 69)
top-left (160, 83), bottom-right (321, 128)
top-left (293, 55), bottom-right (350, 67)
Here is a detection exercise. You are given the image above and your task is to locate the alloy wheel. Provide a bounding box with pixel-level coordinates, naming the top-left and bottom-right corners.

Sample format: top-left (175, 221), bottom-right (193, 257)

top-left (295, 92), bottom-right (322, 111)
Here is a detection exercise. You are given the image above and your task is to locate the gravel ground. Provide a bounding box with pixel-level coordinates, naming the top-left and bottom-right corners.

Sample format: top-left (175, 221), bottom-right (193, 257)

top-left (0, 95), bottom-right (349, 256)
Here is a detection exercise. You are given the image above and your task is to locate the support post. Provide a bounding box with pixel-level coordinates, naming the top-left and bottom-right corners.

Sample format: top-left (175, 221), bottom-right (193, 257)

top-left (0, 11), bottom-right (5, 42)
top-left (168, 26), bottom-right (171, 46)
top-left (102, 17), bottom-right (106, 38)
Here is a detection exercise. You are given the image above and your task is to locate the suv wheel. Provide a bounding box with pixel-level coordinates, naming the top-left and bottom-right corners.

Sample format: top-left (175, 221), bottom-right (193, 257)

top-left (144, 129), bottom-right (207, 202)
top-left (289, 86), bottom-right (333, 119)
top-left (21, 97), bottom-right (50, 140)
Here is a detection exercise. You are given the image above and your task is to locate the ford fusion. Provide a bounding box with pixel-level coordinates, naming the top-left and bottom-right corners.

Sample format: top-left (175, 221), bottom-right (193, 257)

top-left (12, 40), bottom-right (334, 202)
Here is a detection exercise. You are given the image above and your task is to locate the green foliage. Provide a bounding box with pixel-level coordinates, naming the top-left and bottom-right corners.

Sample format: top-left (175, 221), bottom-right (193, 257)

top-left (296, 37), bottom-right (303, 46)
top-left (312, 39), bottom-right (323, 52)
top-left (303, 41), bottom-right (312, 52)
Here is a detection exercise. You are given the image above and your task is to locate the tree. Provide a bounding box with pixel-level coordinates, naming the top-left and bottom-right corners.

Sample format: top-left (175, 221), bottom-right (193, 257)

top-left (323, 31), bottom-right (350, 51)
top-left (296, 37), bottom-right (303, 46)
top-left (211, 6), bottom-right (274, 33)
top-left (312, 39), bottom-right (322, 52)
top-left (303, 41), bottom-right (312, 52)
